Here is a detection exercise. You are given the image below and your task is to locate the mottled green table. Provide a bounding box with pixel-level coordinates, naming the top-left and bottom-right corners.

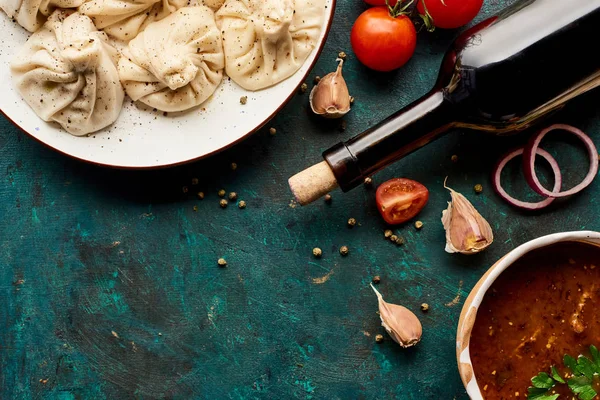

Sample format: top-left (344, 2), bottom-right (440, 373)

top-left (2, 0), bottom-right (600, 398)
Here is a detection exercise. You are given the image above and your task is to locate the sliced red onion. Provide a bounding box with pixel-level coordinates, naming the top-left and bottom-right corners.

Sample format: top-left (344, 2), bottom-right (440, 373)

top-left (523, 124), bottom-right (599, 198)
top-left (493, 148), bottom-right (562, 210)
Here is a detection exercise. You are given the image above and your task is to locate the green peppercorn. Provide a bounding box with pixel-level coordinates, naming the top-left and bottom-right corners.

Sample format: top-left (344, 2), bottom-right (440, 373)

top-left (220, 199), bottom-right (228, 208)
top-left (229, 192), bottom-right (238, 201)
top-left (312, 248), bottom-right (322, 258)
top-left (218, 189), bottom-right (226, 198)
top-left (238, 200), bottom-right (246, 209)
top-left (339, 246), bottom-right (349, 256)
top-left (218, 258), bottom-right (227, 267)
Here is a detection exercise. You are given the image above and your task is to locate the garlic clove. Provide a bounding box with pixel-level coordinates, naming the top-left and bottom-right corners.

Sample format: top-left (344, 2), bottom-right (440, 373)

top-left (441, 183), bottom-right (494, 255)
top-left (309, 58), bottom-right (351, 119)
top-left (370, 283), bottom-right (422, 348)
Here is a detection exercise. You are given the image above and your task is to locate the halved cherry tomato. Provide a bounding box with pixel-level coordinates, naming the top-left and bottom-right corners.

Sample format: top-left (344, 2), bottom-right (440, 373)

top-left (417, 0), bottom-right (483, 29)
top-left (350, 7), bottom-right (417, 72)
top-left (376, 178), bottom-right (429, 225)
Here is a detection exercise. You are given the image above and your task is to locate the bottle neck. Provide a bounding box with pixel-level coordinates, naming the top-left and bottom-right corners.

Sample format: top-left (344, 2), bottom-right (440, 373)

top-left (323, 90), bottom-right (456, 192)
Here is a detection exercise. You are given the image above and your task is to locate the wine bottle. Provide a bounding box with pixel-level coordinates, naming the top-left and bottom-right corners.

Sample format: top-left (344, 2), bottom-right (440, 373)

top-left (289, 0), bottom-right (600, 205)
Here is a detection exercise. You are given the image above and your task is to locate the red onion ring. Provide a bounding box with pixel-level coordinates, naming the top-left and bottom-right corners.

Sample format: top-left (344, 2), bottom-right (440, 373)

top-left (493, 147), bottom-right (562, 210)
top-left (523, 124), bottom-right (599, 198)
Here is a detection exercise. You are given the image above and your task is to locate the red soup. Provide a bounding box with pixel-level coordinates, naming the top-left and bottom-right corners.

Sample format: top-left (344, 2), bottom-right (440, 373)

top-left (469, 241), bottom-right (600, 399)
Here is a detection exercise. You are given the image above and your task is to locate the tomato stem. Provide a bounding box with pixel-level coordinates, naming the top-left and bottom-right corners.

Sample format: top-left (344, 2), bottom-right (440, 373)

top-left (386, 0), bottom-right (414, 18)
top-left (417, 0), bottom-right (436, 32)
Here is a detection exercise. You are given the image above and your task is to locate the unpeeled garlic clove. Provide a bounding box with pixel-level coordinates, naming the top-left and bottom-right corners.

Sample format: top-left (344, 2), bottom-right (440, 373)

top-left (441, 183), bottom-right (494, 255)
top-left (309, 58), bottom-right (351, 119)
top-left (370, 283), bottom-right (422, 348)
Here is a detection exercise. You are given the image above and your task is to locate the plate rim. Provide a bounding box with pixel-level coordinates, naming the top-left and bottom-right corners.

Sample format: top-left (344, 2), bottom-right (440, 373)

top-left (0, 0), bottom-right (337, 170)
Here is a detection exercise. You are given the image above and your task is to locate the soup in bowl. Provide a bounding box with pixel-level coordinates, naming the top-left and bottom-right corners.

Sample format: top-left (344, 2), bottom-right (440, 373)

top-left (457, 231), bottom-right (600, 399)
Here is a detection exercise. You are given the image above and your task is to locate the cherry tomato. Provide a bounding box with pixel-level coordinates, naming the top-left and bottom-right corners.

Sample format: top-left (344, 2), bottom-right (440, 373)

top-left (376, 178), bottom-right (429, 225)
top-left (417, 0), bottom-right (483, 29)
top-left (350, 7), bottom-right (417, 72)
top-left (364, 0), bottom-right (398, 5)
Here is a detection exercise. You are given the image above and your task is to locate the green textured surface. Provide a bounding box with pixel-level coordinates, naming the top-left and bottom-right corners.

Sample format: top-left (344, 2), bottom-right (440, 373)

top-left (2, 0), bottom-right (600, 398)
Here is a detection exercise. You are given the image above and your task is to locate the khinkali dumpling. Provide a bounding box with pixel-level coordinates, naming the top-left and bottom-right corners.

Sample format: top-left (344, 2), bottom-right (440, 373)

top-left (200, 0), bottom-right (222, 11)
top-left (118, 6), bottom-right (224, 112)
top-left (10, 10), bottom-right (124, 136)
top-left (78, 0), bottom-right (188, 41)
top-left (215, 0), bottom-right (325, 91)
top-left (0, 0), bottom-right (84, 32)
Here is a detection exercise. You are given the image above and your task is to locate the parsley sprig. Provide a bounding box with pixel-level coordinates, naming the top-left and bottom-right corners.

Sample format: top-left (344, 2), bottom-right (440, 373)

top-left (528, 345), bottom-right (600, 400)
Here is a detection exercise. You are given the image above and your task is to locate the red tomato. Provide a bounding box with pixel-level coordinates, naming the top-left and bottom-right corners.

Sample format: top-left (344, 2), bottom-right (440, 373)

top-left (417, 0), bottom-right (483, 29)
top-left (376, 178), bottom-right (429, 225)
top-left (350, 7), bottom-right (417, 72)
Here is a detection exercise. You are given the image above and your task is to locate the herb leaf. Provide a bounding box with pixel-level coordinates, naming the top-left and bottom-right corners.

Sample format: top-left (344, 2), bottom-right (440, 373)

top-left (565, 354), bottom-right (579, 373)
top-left (577, 356), bottom-right (598, 379)
top-left (568, 375), bottom-right (597, 400)
top-left (551, 366), bottom-right (565, 384)
top-left (531, 372), bottom-right (556, 389)
top-left (526, 387), bottom-right (559, 400)
top-left (590, 345), bottom-right (600, 370)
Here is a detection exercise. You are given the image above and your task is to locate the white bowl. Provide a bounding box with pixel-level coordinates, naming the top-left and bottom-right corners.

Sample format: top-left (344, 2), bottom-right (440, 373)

top-left (456, 230), bottom-right (600, 399)
top-left (0, 2), bottom-right (335, 168)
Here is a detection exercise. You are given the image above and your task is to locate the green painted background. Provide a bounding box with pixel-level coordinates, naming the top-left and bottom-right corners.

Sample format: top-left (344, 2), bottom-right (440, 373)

top-left (2, 0), bottom-right (600, 398)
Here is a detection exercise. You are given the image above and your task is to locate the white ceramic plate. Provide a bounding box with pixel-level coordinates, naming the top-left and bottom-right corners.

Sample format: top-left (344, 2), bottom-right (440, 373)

top-left (0, 2), bottom-right (335, 168)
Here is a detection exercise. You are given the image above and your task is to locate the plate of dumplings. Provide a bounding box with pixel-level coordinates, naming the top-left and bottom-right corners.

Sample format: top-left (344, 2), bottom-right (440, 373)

top-left (0, 0), bottom-right (334, 168)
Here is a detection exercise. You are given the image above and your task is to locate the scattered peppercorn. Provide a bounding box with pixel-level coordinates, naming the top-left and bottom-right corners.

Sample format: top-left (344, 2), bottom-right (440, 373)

top-left (269, 127), bottom-right (277, 136)
top-left (349, 96), bottom-right (355, 105)
top-left (197, 192), bottom-right (205, 200)
top-left (193, 205), bottom-right (198, 212)
top-left (390, 234), bottom-right (398, 243)
top-left (415, 221), bottom-right (424, 230)
top-left (240, 96), bottom-right (248, 105)
top-left (231, 162), bottom-right (237, 171)
top-left (191, 178), bottom-right (199, 185)
top-left (314, 76), bottom-right (321, 84)
top-left (384, 230), bottom-right (393, 238)
top-left (300, 83), bottom-right (308, 93)
top-left (220, 199), bottom-right (228, 208)
top-left (421, 303), bottom-right (430, 312)
top-left (451, 154), bottom-right (458, 163)
top-left (339, 246), bottom-right (349, 256)
top-left (312, 247), bottom-right (322, 258)
top-left (395, 236), bottom-right (405, 246)
top-left (364, 177), bottom-right (373, 186)
top-left (324, 194), bottom-right (332, 204)
top-left (229, 192), bottom-right (238, 201)
top-left (218, 189), bottom-right (226, 197)
top-left (347, 218), bottom-right (357, 228)
top-left (375, 334), bottom-right (384, 343)
top-left (238, 200), bottom-right (246, 209)
top-left (372, 275), bottom-right (381, 284)
top-left (338, 51), bottom-right (347, 60)
top-left (474, 184), bottom-right (483, 194)
top-left (182, 186), bottom-right (189, 194)
top-left (218, 258), bottom-right (227, 267)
